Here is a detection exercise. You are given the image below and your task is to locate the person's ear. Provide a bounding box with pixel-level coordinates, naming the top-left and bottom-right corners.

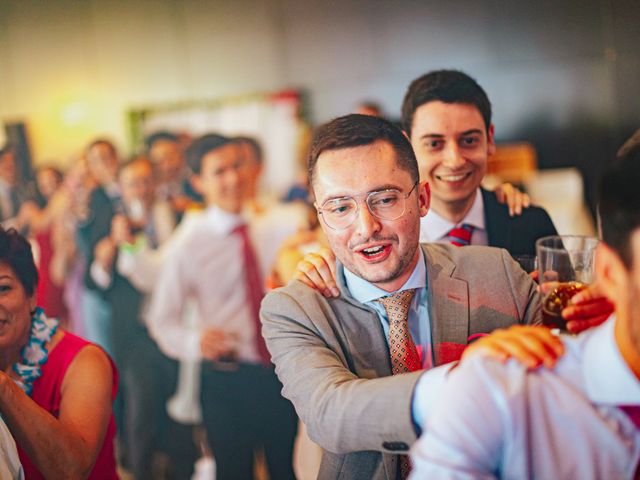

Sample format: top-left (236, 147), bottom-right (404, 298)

top-left (29, 294), bottom-right (37, 316)
top-left (191, 174), bottom-right (204, 195)
top-left (418, 181), bottom-right (430, 217)
top-left (487, 124), bottom-right (496, 157)
top-left (595, 243), bottom-right (625, 307)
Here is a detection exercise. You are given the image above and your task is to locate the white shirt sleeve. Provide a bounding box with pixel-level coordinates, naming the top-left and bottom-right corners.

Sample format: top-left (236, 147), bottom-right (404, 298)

top-left (410, 360), bottom-right (506, 479)
top-left (0, 417), bottom-right (24, 480)
top-left (146, 237), bottom-right (202, 362)
top-left (89, 260), bottom-right (113, 290)
top-left (116, 244), bottom-right (163, 293)
top-left (411, 362), bottom-right (456, 429)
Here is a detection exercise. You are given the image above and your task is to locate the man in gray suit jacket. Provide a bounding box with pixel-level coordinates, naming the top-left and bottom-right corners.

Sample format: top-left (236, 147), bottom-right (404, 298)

top-left (260, 114), bottom-right (596, 479)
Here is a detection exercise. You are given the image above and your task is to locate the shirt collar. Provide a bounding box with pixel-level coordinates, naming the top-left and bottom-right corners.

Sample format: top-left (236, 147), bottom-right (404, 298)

top-left (582, 315), bottom-right (640, 405)
top-left (420, 188), bottom-right (485, 242)
top-left (343, 248), bottom-right (426, 304)
top-left (203, 204), bottom-right (245, 235)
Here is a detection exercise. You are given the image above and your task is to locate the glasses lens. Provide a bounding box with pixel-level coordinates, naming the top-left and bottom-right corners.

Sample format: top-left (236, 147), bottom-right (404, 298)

top-left (322, 198), bottom-right (357, 229)
top-left (367, 190), bottom-right (404, 220)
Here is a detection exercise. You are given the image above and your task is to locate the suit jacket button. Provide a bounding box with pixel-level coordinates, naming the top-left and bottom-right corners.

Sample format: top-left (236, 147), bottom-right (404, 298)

top-left (382, 441), bottom-right (409, 451)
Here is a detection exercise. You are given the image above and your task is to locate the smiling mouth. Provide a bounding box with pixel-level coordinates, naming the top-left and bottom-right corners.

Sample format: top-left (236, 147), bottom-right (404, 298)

top-left (362, 246), bottom-right (385, 256)
top-left (435, 172), bottom-right (472, 182)
top-left (354, 243), bottom-right (392, 262)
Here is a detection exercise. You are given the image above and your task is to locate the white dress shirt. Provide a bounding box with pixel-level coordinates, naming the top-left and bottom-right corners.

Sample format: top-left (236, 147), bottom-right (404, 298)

top-left (420, 188), bottom-right (487, 245)
top-left (147, 205), bottom-right (262, 363)
top-left (146, 201), bottom-right (305, 363)
top-left (410, 316), bottom-right (640, 479)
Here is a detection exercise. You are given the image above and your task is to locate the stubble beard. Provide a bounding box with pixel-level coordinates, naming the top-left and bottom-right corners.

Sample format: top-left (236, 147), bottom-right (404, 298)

top-left (334, 237), bottom-right (419, 286)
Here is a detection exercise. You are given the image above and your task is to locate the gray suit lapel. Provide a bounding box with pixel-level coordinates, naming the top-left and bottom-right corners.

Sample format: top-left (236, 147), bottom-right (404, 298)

top-left (336, 262), bottom-right (392, 377)
top-left (423, 244), bottom-right (470, 364)
top-left (336, 263), bottom-right (399, 479)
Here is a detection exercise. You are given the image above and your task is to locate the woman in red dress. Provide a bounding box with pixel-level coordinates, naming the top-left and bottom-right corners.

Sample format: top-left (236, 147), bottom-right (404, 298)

top-left (0, 227), bottom-right (118, 479)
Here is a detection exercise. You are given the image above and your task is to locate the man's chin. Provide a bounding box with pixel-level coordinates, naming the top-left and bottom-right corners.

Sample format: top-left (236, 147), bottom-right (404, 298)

top-left (435, 189), bottom-right (477, 207)
top-left (351, 263), bottom-right (401, 286)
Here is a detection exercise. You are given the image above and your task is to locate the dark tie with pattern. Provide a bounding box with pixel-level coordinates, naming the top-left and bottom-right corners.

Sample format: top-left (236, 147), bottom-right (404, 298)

top-left (445, 223), bottom-right (475, 246)
top-left (378, 289), bottom-right (420, 479)
top-left (233, 224), bottom-right (271, 364)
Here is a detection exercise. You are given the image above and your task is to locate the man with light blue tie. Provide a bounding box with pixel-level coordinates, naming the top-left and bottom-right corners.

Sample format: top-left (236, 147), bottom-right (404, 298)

top-left (410, 141), bottom-right (640, 479)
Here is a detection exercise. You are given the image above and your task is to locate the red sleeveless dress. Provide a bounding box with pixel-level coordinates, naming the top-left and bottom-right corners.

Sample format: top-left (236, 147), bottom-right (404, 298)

top-left (17, 332), bottom-right (119, 479)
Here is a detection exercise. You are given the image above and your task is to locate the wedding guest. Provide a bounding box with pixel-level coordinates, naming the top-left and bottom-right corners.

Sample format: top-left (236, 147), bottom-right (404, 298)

top-left (0, 226), bottom-right (118, 479)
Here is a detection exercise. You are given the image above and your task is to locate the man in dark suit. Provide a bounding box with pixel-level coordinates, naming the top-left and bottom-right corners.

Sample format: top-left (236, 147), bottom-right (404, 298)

top-left (146, 131), bottom-right (202, 220)
top-left (77, 139), bottom-right (122, 351)
top-left (401, 70), bottom-right (557, 257)
top-left (92, 157), bottom-right (198, 479)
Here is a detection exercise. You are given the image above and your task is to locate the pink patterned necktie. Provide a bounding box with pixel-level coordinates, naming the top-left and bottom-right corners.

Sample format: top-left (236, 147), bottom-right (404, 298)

top-left (445, 223), bottom-right (475, 246)
top-left (378, 289), bottom-right (420, 479)
top-left (233, 224), bottom-right (271, 364)
top-left (619, 406), bottom-right (640, 479)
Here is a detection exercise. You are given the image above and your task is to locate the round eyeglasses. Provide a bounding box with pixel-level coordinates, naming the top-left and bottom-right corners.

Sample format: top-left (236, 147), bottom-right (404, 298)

top-left (317, 182), bottom-right (419, 230)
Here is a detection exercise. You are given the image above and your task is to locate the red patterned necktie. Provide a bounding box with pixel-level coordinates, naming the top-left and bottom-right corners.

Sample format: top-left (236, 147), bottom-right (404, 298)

top-left (378, 289), bottom-right (420, 479)
top-left (619, 406), bottom-right (640, 479)
top-left (233, 224), bottom-right (271, 364)
top-left (445, 223), bottom-right (475, 246)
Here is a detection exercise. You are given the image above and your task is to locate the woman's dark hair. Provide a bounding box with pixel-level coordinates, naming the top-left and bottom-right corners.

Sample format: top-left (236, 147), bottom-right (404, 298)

top-left (0, 227), bottom-right (38, 296)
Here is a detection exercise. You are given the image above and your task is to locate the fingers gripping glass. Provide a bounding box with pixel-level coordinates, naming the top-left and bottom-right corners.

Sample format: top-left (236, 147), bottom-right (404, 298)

top-left (317, 182), bottom-right (419, 230)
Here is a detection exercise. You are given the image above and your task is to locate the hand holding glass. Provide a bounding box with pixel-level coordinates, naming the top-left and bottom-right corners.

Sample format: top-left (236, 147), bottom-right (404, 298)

top-left (536, 235), bottom-right (598, 332)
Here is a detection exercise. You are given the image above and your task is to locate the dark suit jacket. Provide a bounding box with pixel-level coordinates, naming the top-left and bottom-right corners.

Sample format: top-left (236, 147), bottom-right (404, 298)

top-left (77, 186), bottom-right (117, 290)
top-left (482, 187), bottom-right (557, 257)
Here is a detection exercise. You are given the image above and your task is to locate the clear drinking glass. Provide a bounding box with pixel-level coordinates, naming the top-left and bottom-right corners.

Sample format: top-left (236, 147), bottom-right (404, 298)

top-left (536, 235), bottom-right (599, 332)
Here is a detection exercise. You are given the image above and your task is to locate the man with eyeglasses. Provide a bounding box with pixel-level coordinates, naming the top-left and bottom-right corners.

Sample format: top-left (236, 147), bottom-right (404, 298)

top-left (260, 114), bottom-right (555, 480)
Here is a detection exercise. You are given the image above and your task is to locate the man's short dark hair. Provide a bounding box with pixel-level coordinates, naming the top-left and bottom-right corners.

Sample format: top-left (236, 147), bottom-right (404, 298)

top-left (401, 70), bottom-right (492, 137)
top-left (598, 142), bottom-right (640, 269)
top-left (356, 100), bottom-right (383, 116)
top-left (308, 114), bottom-right (419, 188)
top-left (0, 227), bottom-right (38, 296)
top-left (86, 138), bottom-right (117, 156)
top-left (145, 131), bottom-right (179, 152)
top-left (186, 134), bottom-right (233, 174)
top-left (36, 165), bottom-right (63, 183)
top-left (235, 136), bottom-right (263, 165)
top-left (118, 156), bottom-right (153, 177)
